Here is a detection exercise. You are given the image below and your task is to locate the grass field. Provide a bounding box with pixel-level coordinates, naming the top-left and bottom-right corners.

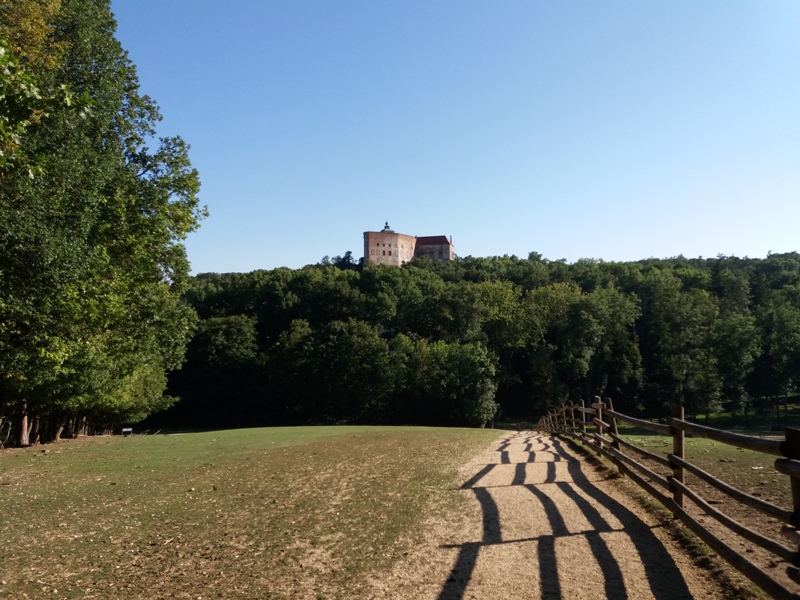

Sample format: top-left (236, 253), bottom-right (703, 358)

top-left (618, 430), bottom-right (791, 507)
top-left (0, 426), bottom-right (500, 599)
top-left (615, 420), bottom-right (791, 509)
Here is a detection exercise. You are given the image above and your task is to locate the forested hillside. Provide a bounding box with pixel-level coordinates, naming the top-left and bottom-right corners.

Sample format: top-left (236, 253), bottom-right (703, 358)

top-left (154, 252), bottom-right (800, 429)
top-left (0, 0), bottom-right (205, 445)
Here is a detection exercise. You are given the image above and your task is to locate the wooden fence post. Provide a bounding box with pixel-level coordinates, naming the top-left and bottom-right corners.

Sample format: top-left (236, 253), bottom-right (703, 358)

top-left (671, 404), bottom-right (685, 510)
top-left (580, 399), bottom-right (586, 440)
top-left (605, 396), bottom-right (624, 475)
top-left (782, 427), bottom-right (800, 534)
top-left (594, 395), bottom-right (604, 452)
top-left (569, 404), bottom-right (576, 435)
top-left (605, 397), bottom-right (620, 451)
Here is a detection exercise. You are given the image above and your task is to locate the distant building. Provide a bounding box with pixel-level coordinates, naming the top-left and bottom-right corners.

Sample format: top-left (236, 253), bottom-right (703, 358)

top-left (363, 222), bottom-right (455, 266)
top-left (414, 235), bottom-right (455, 262)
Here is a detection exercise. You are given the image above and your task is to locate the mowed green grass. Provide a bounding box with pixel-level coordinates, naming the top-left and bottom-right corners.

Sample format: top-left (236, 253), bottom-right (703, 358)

top-left (0, 426), bottom-right (501, 599)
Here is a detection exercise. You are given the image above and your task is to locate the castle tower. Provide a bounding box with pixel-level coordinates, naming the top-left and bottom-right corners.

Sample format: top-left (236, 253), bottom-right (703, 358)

top-left (363, 222), bottom-right (416, 266)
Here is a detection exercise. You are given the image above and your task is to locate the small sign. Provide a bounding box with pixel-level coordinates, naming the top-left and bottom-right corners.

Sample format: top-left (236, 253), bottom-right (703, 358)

top-left (122, 428), bottom-right (133, 437)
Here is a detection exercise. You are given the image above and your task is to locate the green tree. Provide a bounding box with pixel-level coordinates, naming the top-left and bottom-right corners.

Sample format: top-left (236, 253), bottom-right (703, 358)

top-left (749, 296), bottom-right (800, 420)
top-left (0, 0), bottom-right (204, 443)
top-left (393, 337), bottom-right (497, 427)
top-left (268, 319), bottom-right (395, 424)
top-left (161, 315), bottom-right (261, 428)
top-left (712, 313), bottom-right (759, 423)
top-left (636, 269), bottom-right (720, 418)
top-left (524, 282), bottom-right (582, 414)
top-left (566, 285), bottom-right (642, 408)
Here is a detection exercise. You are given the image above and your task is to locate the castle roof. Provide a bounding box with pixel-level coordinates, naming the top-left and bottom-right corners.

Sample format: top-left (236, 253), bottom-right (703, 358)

top-left (415, 235), bottom-right (452, 246)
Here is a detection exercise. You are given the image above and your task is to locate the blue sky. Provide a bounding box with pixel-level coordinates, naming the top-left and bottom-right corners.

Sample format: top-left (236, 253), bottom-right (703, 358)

top-left (111, 1), bottom-right (800, 274)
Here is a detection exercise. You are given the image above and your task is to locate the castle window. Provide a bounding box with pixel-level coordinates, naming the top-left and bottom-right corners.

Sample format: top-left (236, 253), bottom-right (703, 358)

top-left (388, 251), bottom-right (392, 256)
top-left (382, 250), bottom-right (385, 255)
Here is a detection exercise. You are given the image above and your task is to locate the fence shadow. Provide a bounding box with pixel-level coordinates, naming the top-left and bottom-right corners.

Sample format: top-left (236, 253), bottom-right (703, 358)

top-left (437, 487), bottom-right (501, 599)
top-left (553, 439), bottom-right (694, 597)
top-left (438, 433), bottom-right (695, 600)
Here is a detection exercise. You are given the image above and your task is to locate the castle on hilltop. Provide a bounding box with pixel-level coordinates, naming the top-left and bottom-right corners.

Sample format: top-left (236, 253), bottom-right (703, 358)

top-left (363, 222), bottom-right (455, 266)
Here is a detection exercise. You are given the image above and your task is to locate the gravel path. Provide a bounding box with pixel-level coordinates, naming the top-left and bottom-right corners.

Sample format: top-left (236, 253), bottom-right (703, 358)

top-left (371, 430), bottom-right (731, 599)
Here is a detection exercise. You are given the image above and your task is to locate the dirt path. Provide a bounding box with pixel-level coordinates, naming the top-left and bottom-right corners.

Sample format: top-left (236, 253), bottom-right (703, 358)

top-left (370, 430), bottom-right (733, 599)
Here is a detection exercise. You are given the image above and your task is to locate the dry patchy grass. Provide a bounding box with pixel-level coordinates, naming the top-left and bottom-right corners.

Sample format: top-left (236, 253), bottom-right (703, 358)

top-left (0, 426), bottom-right (500, 599)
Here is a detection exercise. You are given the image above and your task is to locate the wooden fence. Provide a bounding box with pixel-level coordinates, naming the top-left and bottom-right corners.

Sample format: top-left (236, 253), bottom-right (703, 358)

top-left (538, 397), bottom-right (800, 600)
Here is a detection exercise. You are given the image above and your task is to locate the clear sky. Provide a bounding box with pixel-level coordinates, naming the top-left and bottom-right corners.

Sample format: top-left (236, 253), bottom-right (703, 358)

top-left (110, 1), bottom-right (800, 274)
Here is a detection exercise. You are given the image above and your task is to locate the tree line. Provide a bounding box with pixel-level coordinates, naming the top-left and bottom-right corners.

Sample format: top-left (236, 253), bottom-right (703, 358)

top-left (0, 0), bottom-right (205, 445)
top-left (150, 251), bottom-right (800, 430)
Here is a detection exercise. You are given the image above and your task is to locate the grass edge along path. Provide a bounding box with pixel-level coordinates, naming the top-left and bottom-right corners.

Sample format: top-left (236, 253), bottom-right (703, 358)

top-left (0, 426), bottom-right (502, 599)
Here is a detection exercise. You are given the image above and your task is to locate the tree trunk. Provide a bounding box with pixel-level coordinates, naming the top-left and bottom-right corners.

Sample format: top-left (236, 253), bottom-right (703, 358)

top-left (52, 415), bottom-right (67, 443)
top-left (0, 417), bottom-right (11, 448)
top-left (18, 407), bottom-right (29, 447)
top-left (30, 415), bottom-right (41, 445)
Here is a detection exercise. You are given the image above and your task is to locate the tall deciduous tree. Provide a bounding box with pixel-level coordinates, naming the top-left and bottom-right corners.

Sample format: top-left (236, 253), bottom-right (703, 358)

top-left (749, 296), bottom-right (800, 419)
top-left (0, 0), bottom-right (205, 443)
top-left (636, 269), bottom-right (720, 418)
top-left (712, 313), bottom-right (759, 423)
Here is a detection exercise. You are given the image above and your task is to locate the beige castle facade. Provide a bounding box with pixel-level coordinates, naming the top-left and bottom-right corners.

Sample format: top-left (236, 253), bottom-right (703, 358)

top-left (363, 222), bottom-right (455, 266)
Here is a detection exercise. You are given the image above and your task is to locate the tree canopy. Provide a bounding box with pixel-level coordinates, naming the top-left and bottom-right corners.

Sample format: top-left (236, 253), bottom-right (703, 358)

top-left (150, 251), bottom-right (800, 430)
top-left (0, 0), bottom-right (205, 444)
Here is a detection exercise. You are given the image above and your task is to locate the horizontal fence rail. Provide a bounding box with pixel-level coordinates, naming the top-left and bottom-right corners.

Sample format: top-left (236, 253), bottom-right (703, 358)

top-left (538, 397), bottom-right (800, 600)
